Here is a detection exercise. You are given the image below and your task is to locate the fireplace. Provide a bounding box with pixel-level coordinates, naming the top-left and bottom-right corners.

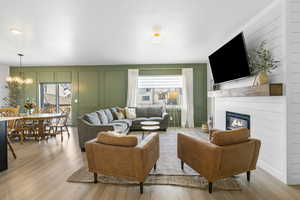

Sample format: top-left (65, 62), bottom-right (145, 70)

top-left (226, 111), bottom-right (250, 130)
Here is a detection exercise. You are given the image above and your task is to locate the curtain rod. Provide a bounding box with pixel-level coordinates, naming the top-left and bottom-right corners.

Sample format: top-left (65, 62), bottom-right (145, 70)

top-left (139, 68), bottom-right (183, 70)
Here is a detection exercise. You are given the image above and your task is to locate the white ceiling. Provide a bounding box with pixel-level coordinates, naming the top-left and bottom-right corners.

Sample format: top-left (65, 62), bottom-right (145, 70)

top-left (0, 0), bottom-right (274, 66)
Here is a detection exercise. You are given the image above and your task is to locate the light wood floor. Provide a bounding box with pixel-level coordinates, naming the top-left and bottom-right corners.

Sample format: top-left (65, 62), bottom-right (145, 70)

top-left (1, 128), bottom-right (300, 200)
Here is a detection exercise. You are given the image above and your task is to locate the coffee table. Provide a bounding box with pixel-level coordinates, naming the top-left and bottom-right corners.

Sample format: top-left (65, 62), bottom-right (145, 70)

top-left (140, 121), bottom-right (160, 139)
top-left (141, 121), bottom-right (160, 126)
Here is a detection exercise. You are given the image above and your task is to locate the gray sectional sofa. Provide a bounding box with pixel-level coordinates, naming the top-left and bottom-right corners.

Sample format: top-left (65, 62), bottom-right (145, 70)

top-left (77, 106), bottom-right (169, 151)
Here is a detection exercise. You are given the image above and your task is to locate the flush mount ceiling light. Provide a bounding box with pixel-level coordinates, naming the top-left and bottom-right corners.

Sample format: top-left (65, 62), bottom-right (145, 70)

top-left (152, 25), bottom-right (162, 44)
top-left (152, 32), bottom-right (161, 37)
top-left (10, 28), bottom-right (22, 35)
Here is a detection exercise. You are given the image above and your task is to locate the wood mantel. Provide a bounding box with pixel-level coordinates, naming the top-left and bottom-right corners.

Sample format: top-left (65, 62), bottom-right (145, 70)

top-left (208, 83), bottom-right (283, 98)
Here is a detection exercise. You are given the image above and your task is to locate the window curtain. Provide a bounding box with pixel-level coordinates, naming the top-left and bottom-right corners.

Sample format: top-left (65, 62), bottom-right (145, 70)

top-left (126, 69), bottom-right (139, 107)
top-left (181, 68), bottom-right (194, 128)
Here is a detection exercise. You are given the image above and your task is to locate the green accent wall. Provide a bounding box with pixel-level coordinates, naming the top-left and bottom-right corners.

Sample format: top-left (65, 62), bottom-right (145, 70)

top-left (10, 63), bottom-right (207, 127)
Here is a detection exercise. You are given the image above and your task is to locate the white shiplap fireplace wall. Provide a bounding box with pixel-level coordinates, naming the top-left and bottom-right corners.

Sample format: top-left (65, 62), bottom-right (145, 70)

top-left (211, 0), bottom-right (300, 184)
top-left (286, 0), bottom-right (300, 185)
top-left (211, 0), bottom-right (288, 183)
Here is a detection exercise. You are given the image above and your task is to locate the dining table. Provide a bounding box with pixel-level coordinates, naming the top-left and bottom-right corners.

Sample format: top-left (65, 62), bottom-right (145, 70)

top-left (0, 113), bottom-right (66, 172)
top-left (20, 113), bottom-right (66, 139)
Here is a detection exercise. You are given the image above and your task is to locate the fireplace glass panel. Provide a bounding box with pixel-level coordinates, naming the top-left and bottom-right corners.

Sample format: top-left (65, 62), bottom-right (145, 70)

top-left (226, 111), bottom-right (250, 130)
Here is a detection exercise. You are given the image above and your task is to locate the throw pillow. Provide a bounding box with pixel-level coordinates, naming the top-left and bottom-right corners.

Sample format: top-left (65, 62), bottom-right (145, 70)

top-left (125, 107), bottom-right (136, 119)
top-left (96, 131), bottom-right (138, 147)
top-left (97, 110), bottom-right (109, 124)
top-left (117, 107), bottom-right (126, 116)
top-left (83, 112), bottom-right (101, 125)
top-left (110, 107), bottom-right (119, 120)
top-left (104, 109), bottom-right (114, 122)
top-left (115, 111), bottom-right (125, 120)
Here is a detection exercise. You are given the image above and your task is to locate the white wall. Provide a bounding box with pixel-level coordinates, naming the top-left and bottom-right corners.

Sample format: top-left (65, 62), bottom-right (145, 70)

top-left (286, 0), bottom-right (300, 185)
top-left (0, 64), bottom-right (9, 107)
top-left (212, 0), bottom-right (288, 183)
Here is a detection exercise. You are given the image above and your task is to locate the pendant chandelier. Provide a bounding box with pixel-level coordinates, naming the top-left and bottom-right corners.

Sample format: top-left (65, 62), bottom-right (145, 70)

top-left (6, 53), bottom-right (33, 85)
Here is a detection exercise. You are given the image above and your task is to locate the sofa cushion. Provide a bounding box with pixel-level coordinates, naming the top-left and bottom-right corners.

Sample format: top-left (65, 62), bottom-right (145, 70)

top-left (110, 122), bottom-right (129, 133)
top-left (148, 106), bottom-right (163, 117)
top-left (97, 110), bottom-right (109, 124)
top-left (149, 117), bottom-right (163, 121)
top-left (136, 106), bottom-right (163, 118)
top-left (97, 131), bottom-right (137, 147)
top-left (83, 112), bottom-right (101, 125)
top-left (113, 119), bottom-right (132, 127)
top-left (210, 128), bottom-right (250, 146)
top-left (104, 109), bottom-right (114, 122)
top-left (136, 107), bottom-right (148, 118)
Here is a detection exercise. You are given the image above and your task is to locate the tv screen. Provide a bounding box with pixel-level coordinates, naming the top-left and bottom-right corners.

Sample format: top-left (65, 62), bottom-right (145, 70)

top-left (209, 32), bottom-right (250, 84)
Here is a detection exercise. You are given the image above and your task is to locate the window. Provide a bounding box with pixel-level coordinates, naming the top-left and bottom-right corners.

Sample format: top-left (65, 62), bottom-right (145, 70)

top-left (40, 83), bottom-right (72, 123)
top-left (142, 96), bottom-right (150, 101)
top-left (137, 75), bottom-right (182, 107)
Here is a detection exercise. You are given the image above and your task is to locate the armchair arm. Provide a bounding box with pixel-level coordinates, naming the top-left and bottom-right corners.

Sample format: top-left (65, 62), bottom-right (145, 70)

top-left (136, 133), bottom-right (160, 180)
top-left (161, 113), bottom-right (170, 130)
top-left (162, 112), bottom-right (170, 121)
top-left (177, 133), bottom-right (222, 182)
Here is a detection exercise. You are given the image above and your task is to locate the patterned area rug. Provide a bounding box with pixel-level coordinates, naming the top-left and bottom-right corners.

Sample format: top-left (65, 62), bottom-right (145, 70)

top-left (67, 128), bottom-right (241, 191)
top-left (67, 166), bottom-right (241, 191)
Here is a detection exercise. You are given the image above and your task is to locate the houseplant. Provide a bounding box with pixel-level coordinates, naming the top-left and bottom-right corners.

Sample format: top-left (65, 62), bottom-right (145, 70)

top-left (24, 98), bottom-right (36, 115)
top-left (248, 41), bottom-right (280, 86)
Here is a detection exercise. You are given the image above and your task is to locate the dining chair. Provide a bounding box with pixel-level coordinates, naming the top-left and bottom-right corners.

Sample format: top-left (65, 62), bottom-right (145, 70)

top-left (45, 112), bottom-right (70, 142)
top-left (12, 119), bottom-right (37, 143)
top-left (0, 109), bottom-right (18, 159)
top-left (44, 117), bottom-right (59, 138)
top-left (41, 105), bottom-right (57, 134)
top-left (41, 105), bottom-right (57, 113)
top-left (57, 113), bottom-right (70, 141)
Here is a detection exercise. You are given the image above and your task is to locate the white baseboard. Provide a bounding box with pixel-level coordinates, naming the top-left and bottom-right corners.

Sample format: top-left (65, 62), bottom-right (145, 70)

top-left (258, 159), bottom-right (286, 184)
top-left (286, 177), bottom-right (300, 185)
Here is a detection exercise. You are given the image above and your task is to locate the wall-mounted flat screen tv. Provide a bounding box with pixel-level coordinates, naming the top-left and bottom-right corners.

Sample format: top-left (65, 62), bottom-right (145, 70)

top-left (208, 32), bottom-right (250, 84)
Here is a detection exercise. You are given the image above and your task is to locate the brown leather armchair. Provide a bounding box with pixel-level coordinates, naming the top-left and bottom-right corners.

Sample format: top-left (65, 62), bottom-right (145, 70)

top-left (177, 128), bottom-right (261, 193)
top-left (85, 132), bottom-right (159, 194)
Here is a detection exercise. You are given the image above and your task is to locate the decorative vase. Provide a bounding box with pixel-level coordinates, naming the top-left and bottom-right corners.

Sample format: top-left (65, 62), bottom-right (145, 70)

top-left (26, 109), bottom-right (33, 115)
top-left (253, 71), bottom-right (269, 86)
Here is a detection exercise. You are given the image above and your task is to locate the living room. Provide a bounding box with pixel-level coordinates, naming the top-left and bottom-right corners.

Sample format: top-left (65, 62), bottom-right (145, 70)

top-left (0, 0), bottom-right (300, 199)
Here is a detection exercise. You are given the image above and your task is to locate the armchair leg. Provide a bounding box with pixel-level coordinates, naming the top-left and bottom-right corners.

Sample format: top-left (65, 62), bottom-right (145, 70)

top-left (140, 182), bottom-right (143, 194)
top-left (154, 163), bottom-right (157, 171)
top-left (181, 160), bottom-right (184, 170)
top-left (209, 182), bottom-right (213, 193)
top-left (247, 171), bottom-right (251, 182)
top-left (93, 173), bottom-right (98, 183)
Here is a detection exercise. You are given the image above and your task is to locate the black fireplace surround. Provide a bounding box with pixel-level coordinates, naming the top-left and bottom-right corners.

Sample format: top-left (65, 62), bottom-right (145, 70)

top-left (226, 111), bottom-right (250, 130)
